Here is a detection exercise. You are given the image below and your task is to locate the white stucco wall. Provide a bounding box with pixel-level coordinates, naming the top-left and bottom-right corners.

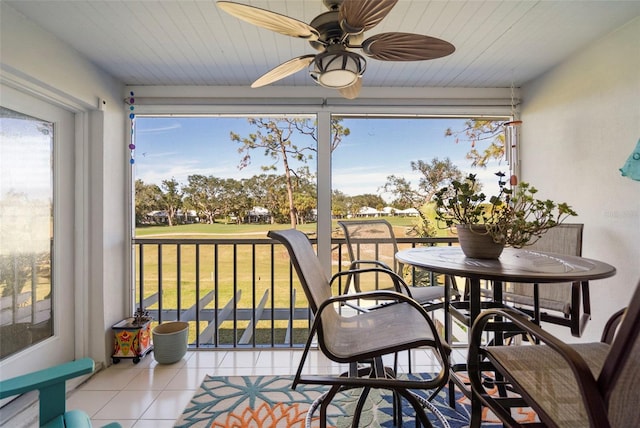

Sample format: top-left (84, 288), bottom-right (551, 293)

top-left (1, 3), bottom-right (128, 365)
top-left (521, 17), bottom-right (640, 342)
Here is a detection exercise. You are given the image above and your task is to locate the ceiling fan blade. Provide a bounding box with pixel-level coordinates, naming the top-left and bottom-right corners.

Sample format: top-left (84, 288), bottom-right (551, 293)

top-left (217, 1), bottom-right (319, 41)
top-left (338, 77), bottom-right (362, 99)
top-left (339, 0), bottom-right (398, 33)
top-left (362, 32), bottom-right (455, 61)
top-left (251, 55), bottom-right (316, 88)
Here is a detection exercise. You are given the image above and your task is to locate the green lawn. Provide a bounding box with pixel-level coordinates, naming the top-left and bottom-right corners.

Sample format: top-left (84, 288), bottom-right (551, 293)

top-left (136, 221), bottom-right (318, 237)
top-left (135, 213), bottom-right (449, 238)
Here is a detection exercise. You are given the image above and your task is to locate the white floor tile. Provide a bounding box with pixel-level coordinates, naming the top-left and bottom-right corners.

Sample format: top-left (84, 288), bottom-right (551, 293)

top-left (67, 390), bottom-right (119, 417)
top-left (93, 390), bottom-right (160, 420)
top-left (182, 350), bottom-right (227, 368)
top-left (140, 390), bottom-right (195, 419)
top-left (255, 350), bottom-right (303, 368)
top-left (80, 367), bottom-right (141, 390)
top-left (218, 350), bottom-right (260, 367)
top-left (125, 367), bottom-right (181, 390)
top-left (164, 368), bottom-right (211, 390)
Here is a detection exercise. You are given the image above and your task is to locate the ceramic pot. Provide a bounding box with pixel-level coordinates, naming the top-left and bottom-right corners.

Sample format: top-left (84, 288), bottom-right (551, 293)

top-left (152, 321), bottom-right (189, 364)
top-left (456, 224), bottom-right (504, 259)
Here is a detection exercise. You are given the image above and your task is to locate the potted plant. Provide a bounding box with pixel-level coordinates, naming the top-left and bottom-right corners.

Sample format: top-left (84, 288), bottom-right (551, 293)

top-left (433, 173), bottom-right (577, 258)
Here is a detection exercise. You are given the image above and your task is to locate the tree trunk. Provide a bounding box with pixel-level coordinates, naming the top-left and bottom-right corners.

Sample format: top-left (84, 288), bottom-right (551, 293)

top-left (281, 146), bottom-right (297, 229)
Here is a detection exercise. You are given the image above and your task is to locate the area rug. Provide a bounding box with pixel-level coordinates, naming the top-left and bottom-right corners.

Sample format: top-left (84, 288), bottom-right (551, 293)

top-left (175, 373), bottom-right (535, 427)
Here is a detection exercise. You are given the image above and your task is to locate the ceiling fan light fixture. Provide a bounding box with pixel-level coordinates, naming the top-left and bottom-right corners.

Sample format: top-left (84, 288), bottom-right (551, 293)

top-left (310, 50), bottom-right (366, 89)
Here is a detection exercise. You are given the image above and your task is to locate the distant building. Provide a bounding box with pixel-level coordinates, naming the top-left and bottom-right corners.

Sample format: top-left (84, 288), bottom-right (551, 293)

top-left (146, 210), bottom-right (199, 224)
top-left (396, 207), bottom-right (420, 217)
top-left (245, 206), bottom-right (271, 223)
top-left (356, 206), bottom-right (383, 217)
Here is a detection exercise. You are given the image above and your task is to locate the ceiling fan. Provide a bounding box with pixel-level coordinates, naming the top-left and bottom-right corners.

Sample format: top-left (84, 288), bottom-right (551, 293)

top-left (217, 0), bottom-right (455, 99)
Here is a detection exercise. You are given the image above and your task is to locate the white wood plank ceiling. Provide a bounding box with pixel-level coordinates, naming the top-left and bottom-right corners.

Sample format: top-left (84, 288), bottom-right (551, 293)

top-left (5, 1), bottom-right (640, 90)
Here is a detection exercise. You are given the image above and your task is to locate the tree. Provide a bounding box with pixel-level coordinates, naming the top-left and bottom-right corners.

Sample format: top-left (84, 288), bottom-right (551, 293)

top-left (135, 179), bottom-right (163, 225)
top-left (383, 158), bottom-right (463, 208)
top-left (331, 190), bottom-right (350, 218)
top-left (183, 174), bottom-right (226, 224)
top-left (218, 178), bottom-right (251, 223)
top-left (382, 158), bottom-right (463, 237)
top-left (230, 117), bottom-right (349, 228)
top-left (382, 176), bottom-right (416, 210)
top-left (350, 194), bottom-right (385, 216)
top-left (444, 119), bottom-right (505, 167)
top-left (243, 174), bottom-right (283, 224)
top-left (160, 178), bottom-right (182, 226)
top-left (292, 171), bottom-right (317, 224)
top-left (412, 158), bottom-right (464, 203)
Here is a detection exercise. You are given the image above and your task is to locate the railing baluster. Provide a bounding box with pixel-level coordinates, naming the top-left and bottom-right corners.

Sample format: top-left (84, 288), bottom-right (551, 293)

top-left (214, 243), bottom-right (219, 347)
top-left (270, 242), bottom-right (275, 348)
top-left (251, 244), bottom-right (256, 347)
top-left (138, 244), bottom-right (144, 313)
top-left (133, 235), bottom-right (457, 349)
top-left (176, 244), bottom-right (181, 321)
top-left (158, 244), bottom-right (163, 323)
top-left (233, 243), bottom-right (238, 348)
top-left (195, 244), bottom-right (200, 347)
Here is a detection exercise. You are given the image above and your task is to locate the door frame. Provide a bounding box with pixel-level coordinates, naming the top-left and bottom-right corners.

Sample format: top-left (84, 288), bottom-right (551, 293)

top-left (0, 79), bottom-right (90, 376)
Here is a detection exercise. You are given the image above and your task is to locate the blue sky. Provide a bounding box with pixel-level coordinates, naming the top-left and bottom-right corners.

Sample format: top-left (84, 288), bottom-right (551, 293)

top-left (134, 116), bottom-right (506, 202)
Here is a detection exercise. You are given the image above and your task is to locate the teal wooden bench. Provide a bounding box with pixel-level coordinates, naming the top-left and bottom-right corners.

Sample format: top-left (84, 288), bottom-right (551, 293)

top-left (0, 358), bottom-right (121, 428)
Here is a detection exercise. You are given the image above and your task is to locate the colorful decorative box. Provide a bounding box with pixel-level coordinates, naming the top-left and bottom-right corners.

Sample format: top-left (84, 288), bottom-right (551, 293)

top-left (111, 317), bottom-right (153, 364)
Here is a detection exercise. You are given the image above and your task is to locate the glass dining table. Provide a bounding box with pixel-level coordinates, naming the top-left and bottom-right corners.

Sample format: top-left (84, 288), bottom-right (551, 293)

top-left (395, 246), bottom-right (617, 413)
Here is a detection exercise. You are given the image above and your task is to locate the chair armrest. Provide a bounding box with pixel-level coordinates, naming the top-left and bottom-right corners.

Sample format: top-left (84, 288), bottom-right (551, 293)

top-left (337, 260), bottom-right (396, 295)
top-left (324, 289), bottom-right (412, 306)
top-left (330, 266), bottom-right (410, 295)
top-left (0, 358), bottom-right (94, 399)
top-left (347, 259), bottom-right (393, 271)
top-left (601, 307), bottom-right (626, 344)
top-left (468, 308), bottom-right (608, 426)
top-left (0, 358), bottom-right (95, 427)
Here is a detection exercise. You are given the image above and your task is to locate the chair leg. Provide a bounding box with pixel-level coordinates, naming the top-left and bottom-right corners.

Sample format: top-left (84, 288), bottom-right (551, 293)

top-left (394, 389), bottom-right (402, 426)
top-left (318, 384), bottom-right (341, 428)
top-left (352, 387), bottom-right (371, 428)
top-left (397, 389), bottom-right (433, 428)
top-left (427, 382), bottom-right (445, 402)
top-left (448, 378), bottom-right (456, 408)
top-left (470, 392), bottom-right (483, 428)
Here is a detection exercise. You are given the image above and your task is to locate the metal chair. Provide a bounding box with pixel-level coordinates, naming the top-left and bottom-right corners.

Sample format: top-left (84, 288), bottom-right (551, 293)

top-left (501, 224), bottom-right (589, 336)
top-left (268, 229), bottom-right (450, 427)
top-left (468, 279), bottom-right (640, 427)
top-left (338, 219), bottom-right (452, 311)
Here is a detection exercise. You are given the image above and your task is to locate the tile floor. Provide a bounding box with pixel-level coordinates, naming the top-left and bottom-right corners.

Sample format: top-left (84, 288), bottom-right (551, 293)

top-left (70, 347), bottom-right (467, 427)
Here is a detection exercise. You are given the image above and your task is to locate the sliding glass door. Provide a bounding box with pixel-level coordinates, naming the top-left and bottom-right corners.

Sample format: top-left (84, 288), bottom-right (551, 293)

top-left (1, 84), bottom-right (75, 374)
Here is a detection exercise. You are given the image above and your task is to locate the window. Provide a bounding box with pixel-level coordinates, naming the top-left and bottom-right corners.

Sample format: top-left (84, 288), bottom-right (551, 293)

top-left (0, 107), bottom-right (54, 359)
top-left (134, 115), bottom-right (317, 232)
top-left (130, 111), bottom-right (511, 347)
top-left (133, 115), bottom-right (508, 231)
top-left (331, 116), bottom-right (508, 233)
